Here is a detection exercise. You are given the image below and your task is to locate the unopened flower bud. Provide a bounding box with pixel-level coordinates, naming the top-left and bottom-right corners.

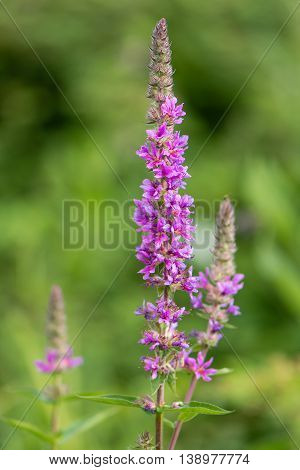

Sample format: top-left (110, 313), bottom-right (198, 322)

top-left (147, 18), bottom-right (174, 123)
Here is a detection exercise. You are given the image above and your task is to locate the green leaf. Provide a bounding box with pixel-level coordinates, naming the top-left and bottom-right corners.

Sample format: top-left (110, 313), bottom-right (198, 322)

top-left (223, 323), bottom-right (237, 329)
top-left (214, 368), bottom-right (233, 375)
top-left (0, 417), bottom-right (54, 444)
top-left (58, 409), bottom-right (116, 444)
top-left (159, 401), bottom-right (233, 416)
top-left (163, 418), bottom-right (175, 429)
top-left (178, 412), bottom-right (199, 423)
top-left (76, 394), bottom-right (140, 408)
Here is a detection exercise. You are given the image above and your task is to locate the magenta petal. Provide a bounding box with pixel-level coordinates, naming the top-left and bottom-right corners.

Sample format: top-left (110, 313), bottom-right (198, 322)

top-left (202, 375), bottom-right (212, 382)
top-left (151, 370), bottom-right (158, 380)
top-left (186, 357), bottom-right (197, 371)
top-left (46, 349), bottom-right (58, 363)
top-left (67, 356), bottom-right (83, 369)
top-left (204, 357), bottom-right (214, 368)
top-left (35, 360), bottom-right (53, 373)
top-left (196, 351), bottom-right (205, 366)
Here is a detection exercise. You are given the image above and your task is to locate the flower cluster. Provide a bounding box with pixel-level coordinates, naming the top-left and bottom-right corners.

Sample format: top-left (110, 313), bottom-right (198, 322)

top-left (135, 97), bottom-right (194, 380)
top-left (189, 270), bottom-right (244, 340)
top-left (134, 110), bottom-right (194, 287)
top-left (134, 19), bottom-right (195, 381)
top-left (135, 395), bottom-right (157, 413)
top-left (184, 198), bottom-right (244, 380)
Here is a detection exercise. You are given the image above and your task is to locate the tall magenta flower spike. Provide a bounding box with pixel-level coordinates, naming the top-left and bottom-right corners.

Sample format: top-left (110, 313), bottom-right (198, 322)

top-left (169, 197), bottom-right (244, 449)
top-left (35, 285), bottom-right (83, 378)
top-left (134, 18), bottom-right (196, 449)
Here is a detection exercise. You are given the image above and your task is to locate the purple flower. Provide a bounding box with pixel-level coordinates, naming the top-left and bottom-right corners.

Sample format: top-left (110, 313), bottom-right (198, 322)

top-left (209, 318), bottom-right (223, 332)
top-left (217, 274), bottom-right (244, 296)
top-left (184, 352), bottom-right (217, 381)
top-left (146, 122), bottom-right (170, 141)
top-left (226, 300), bottom-right (240, 316)
top-left (198, 271), bottom-right (209, 289)
top-left (181, 269), bottom-right (200, 293)
top-left (161, 96), bottom-right (186, 124)
top-left (140, 328), bottom-right (188, 351)
top-left (190, 292), bottom-right (203, 309)
top-left (140, 331), bottom-right (160, 350)
top-left (135, 301), bottom-right (157, 320)
top-left (142, 356), bottom-right (160, 380)
top-left (136, 396), bottom-right (156, 413)
top-left (140, 179), bottom-right (162, 200)
top-left (35, 348), bottom-right (83, 374)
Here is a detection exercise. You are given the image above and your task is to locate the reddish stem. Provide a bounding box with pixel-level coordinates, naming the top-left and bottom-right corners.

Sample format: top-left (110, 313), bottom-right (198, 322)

top-left (169, 375), bottom-right (197, 450)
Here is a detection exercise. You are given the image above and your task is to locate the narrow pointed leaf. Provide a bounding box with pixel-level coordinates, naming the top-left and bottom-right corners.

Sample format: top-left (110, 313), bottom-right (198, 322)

top-left (0, 417), bottom-right (54, 444)
top-left (159, 401), bottom-right (233, 416)
top-left (76, 394), bottom-right (140, 408)
top-left (59, 409), bottom-right (117, 444)
top-left (214, 368), bottom-right (233, 375)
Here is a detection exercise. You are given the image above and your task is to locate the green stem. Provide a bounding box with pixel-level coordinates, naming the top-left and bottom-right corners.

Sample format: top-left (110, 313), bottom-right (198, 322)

top-left (155, 383), bottom-right (164, 450)
top-left (51, 404), bottom-right (59, 450)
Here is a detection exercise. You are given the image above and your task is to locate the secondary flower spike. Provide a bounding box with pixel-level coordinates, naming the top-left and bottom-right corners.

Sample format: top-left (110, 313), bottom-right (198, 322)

top-left (134, 18), bottom-right (196, 382)
top-left (186, 197), bottom-right (244, 378)
top-left (35, 285), bottom-right (83, 374)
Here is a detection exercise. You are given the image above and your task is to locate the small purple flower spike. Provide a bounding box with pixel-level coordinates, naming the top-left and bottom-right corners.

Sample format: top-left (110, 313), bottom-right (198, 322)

top-left (35, 286), bottom-right (83, 378)
top-left (186, 198), bottom-right (244, 372)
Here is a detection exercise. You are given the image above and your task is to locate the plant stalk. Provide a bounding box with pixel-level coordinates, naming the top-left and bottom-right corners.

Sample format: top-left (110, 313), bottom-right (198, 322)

top-left (51, 403), bottom-right (59, 450)
top-left (155, 383), bottom-right (165, 450)
top-left (169, 375), bottom-right (197, 450)
top-left (51, 374), bottom-right (62, 450)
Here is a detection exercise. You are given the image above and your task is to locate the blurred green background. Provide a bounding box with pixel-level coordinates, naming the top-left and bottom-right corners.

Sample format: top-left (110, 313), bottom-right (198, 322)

top-left (0, 0), bottom-right (300, 450)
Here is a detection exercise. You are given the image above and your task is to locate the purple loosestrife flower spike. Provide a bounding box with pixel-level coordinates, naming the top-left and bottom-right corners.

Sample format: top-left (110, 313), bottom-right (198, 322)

top-left (134, 19), bottom-right (196, 386)
top-left (35, 285), bottom-right (83, 375)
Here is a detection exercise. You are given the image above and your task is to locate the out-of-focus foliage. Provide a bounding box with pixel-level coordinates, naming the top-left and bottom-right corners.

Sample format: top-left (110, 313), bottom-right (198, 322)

top-left (0, 0), bottom-right (299, 449)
